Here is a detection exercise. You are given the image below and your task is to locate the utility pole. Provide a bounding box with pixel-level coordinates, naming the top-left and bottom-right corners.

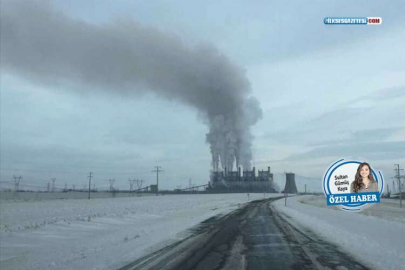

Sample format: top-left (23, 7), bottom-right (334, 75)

top-left (88, 172), bottom-right (93, 200)
top-left (386, 183), bottom-right (390, 197)
top-left (47, 182), bottom-right (50, 192)
top-left (109, 179), bottom-right (115, 192)
top-left (394, 164), bottom-right (404, 208)
top-left (51, 178), bottom-right (56, 192)
top-left (305, 184), bottom-right (307, 195)
top-left (152, 166), bottom-right (164, 196)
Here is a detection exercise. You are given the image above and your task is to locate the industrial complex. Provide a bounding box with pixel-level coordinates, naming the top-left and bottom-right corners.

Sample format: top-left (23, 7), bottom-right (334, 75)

top-left (208, 167), bottom-right (298, 193)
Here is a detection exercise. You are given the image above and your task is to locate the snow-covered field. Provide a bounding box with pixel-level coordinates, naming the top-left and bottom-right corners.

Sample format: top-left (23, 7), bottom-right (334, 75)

top-left (298, 195), bottom-right (405, 224)
top-left (0, 191), bottom-right (155, 200)
top-left (273, 195), bottom-right (405, 270)
top-left (2, 194), bottom-right (404, 270)
top-left (0, 193), bottom-right (278, 270)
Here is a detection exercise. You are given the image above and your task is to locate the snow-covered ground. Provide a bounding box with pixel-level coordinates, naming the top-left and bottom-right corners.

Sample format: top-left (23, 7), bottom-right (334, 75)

top-left (0, 193), bottom-right (279, 270)
top-left (273, 195), bottom-right (405, 270)
top-left (298, 195), bottom-right (405, 224)
top-left (0, 191), bottom-right (156, 200)
top-left (2, 194), bottom-right (404, 270)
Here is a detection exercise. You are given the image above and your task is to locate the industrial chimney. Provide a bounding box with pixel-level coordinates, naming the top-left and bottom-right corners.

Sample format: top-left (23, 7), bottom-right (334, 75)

top-left (284, 173), bottom-right (298, 193)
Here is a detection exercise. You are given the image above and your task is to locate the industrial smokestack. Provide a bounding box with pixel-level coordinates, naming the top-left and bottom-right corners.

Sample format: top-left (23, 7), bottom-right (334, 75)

top-left (284, 173), bottom-right (298, 194)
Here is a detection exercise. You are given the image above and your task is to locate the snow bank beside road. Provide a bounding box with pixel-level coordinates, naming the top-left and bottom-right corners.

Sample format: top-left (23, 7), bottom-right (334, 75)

top-left (273, 195), bottom-right (405, 270)
top-left (299, 195), bottom-right (405, 224)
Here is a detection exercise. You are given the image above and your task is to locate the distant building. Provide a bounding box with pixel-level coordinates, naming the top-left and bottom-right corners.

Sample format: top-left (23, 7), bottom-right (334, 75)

top-left (209, 167), bottom-right (277, 193)
top-left (150, 185), bottom-right (157, 193)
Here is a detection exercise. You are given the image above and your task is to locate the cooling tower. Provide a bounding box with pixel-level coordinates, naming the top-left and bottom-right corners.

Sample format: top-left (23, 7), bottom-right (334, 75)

top-left (284, 173), bottom-right (297, 193)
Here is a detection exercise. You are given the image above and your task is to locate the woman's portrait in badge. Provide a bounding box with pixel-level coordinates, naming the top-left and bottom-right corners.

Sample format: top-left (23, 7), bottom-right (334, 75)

top-left (350, 162), bottom-right (379, 193)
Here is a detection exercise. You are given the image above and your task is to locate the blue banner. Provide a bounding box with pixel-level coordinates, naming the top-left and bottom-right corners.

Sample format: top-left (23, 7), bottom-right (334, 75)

top-left (324, 17), bottom-right (368, 25)
top-left (326, 192), bottom-right (380, 206)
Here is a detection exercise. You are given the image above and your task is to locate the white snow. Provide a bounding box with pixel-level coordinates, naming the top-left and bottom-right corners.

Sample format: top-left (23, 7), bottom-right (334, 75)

top-left (2, 194), bottom-right (404, 270)
top-left (0, 193), bottom-right (277, 270)
top-left (273, 195), bottom-right (405, 270)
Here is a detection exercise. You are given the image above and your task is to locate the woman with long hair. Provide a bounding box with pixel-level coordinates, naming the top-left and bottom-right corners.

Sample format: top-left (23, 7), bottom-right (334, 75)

top-left (350, 162), bottom-right (379, 193)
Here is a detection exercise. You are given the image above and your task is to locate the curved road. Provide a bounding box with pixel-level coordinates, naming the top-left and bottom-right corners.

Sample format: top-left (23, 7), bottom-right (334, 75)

top-left (120, 197), bottom-right (369, 270)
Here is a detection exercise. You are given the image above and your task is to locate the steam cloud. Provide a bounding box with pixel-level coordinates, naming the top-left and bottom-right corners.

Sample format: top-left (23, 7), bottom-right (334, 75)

top-left (1, 1), bottom-right (262, 171)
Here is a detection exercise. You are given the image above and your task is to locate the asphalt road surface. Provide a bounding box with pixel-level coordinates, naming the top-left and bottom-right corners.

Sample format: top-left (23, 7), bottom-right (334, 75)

top-left (120, 197), bottom-right (370, 270)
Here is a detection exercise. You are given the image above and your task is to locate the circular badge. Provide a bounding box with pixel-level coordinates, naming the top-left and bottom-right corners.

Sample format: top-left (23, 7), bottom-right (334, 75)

top-left (322, 158), bottom-right (384, 212)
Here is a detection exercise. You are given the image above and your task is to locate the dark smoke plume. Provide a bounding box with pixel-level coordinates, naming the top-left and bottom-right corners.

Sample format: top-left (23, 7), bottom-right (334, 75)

top-left (1, 0), bottom-right (262, 171)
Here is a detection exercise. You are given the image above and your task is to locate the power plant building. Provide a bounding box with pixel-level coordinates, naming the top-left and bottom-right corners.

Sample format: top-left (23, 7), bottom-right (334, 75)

top-left (209, 167), bottom-right (277, 193)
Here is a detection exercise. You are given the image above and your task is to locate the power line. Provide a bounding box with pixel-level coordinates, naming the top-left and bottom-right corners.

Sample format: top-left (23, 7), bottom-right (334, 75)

top-left (0, 181), bottom-right (71, 191)
top-left (1, 181), bottom-right (75, 191)
top-left (0, 180), bottom-right (111, 190)
top-left (0, 178), bottom-right (64, 185)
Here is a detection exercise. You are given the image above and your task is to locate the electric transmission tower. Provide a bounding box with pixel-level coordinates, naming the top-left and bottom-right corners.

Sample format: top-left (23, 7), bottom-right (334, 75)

top-left (128, 179), bottom-right (136, 192)
top-left (109, 179), bottom-right (115, 192)
top-left (13, 175), bottom-right (22, 192)
top-left (136, 179), bottom-right (144, 189)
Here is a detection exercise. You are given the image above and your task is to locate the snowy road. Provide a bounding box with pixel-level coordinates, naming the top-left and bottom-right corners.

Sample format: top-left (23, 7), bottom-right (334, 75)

top-left (120, 198), bottom-right (368, 270)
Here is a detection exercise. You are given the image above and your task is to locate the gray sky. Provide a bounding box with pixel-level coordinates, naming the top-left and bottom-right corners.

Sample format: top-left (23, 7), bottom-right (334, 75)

top-left (1, 0), bottom-right (404, 191)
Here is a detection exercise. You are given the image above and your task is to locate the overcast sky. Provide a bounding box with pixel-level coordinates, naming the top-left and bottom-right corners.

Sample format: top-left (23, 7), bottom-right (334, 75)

top-left (1, 0), bottom-right (404, 191)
